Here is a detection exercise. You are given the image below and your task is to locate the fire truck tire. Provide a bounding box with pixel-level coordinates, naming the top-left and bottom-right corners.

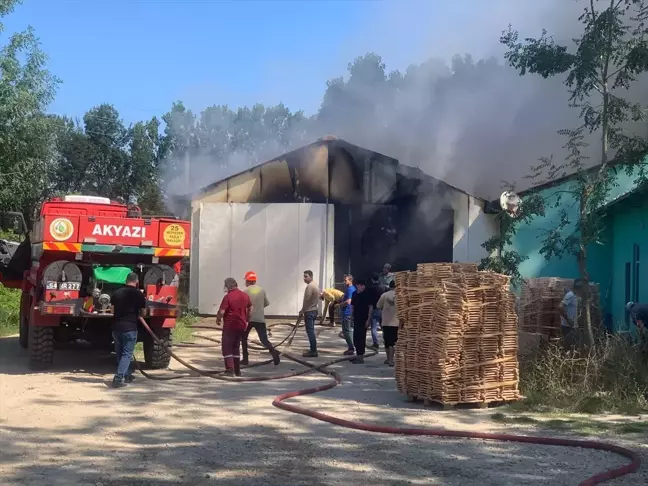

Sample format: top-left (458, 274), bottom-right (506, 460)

top-left (28, 326), bottom-right (54, 368)
top-left (143, 328), bottom-right (171, 369)
top-left (19, 295), bottom-right (29, 349)
top-left (19, 313), bottom-right (29, 349)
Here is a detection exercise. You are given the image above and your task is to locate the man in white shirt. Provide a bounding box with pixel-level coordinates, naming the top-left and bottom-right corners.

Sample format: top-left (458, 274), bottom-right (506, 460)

top-left (559, 279), bottom-right (581, 346)
top-left (377, 280), bottom-right (399, 366)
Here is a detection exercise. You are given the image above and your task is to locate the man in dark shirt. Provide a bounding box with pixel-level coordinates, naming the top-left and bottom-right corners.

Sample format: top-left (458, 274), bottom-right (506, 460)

top-left (217, 277), bottom-right (252, 376)
top-left (350, 279), bottom-right (374, 364)
top-left (111, 272), bottom-right (147, 388)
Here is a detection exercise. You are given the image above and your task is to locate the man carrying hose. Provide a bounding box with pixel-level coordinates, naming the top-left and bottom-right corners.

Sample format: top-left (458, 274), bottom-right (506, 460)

top-left (110, 272), bottom-right (147, 388)
top-left (242, 271), bottom-right (280, 366)
top-left (216, 277), bottom-right (252, 376)
top-left (299, 270), bottom-right (320, 358)
top-left (320, 287), bottom-right (344, 326)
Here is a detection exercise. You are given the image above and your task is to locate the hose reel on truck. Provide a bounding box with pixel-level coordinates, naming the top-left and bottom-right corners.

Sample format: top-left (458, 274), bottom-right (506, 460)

top-left (41, 261), bottom-right (83, 294)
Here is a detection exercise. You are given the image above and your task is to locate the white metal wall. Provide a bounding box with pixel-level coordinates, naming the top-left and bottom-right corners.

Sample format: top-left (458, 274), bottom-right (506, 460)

top-left (451, 191), bottom-right (499, 263)
top-left (191, 202), bottom-right (334, 316)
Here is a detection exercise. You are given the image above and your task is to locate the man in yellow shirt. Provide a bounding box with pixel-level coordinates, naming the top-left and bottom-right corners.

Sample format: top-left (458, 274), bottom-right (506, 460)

top-left (320, 287), bottom-right (344, 326)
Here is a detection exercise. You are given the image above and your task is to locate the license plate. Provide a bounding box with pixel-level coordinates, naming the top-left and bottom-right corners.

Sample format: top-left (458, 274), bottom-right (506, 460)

top-left (46, 281), bottom-right (81, 291)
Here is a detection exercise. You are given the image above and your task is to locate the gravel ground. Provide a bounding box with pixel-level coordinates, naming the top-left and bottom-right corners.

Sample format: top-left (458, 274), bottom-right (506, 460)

top-left (0, 321), bottom-right (645, 485)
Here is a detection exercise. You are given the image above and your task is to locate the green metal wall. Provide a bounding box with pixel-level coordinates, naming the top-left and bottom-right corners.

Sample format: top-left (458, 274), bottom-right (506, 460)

top-left (609, 193), bottom-right (648, 332)
top-left (509, 168), bottom-right (638, 323)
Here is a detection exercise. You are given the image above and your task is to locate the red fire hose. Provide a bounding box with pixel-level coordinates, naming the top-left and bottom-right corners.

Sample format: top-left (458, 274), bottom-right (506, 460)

top-left (138, 320), bottom-right (641, 485)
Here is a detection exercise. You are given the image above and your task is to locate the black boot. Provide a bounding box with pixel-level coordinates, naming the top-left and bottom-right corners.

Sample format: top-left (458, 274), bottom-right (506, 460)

top-left (233, 358), bottom-right (242, 377)
top-left (270, 348), bottom-right (281, 365)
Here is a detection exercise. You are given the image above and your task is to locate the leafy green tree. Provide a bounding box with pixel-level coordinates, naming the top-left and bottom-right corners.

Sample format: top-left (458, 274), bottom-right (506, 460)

top-left (130, 117), bottom-right (165, 214)
top-left (501, 0), bottom-right (648, 344)
top-left (160, 100), bottom-right (310, 200)
top-left (479, 199), bottom-right (544, 285)
top-left (54, 105), bottom-right (165, 211)
top-left (0, 0), bottom-right (60, 225)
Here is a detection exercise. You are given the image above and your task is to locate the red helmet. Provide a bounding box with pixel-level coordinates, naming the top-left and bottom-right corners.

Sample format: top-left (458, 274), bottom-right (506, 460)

top-left (244, 271), bottom-right (257, 282)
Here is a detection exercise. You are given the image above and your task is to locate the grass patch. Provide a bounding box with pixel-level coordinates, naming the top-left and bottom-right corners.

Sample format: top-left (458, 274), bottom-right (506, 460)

top-left (516, 336), bottom-right (648, 415)
top-left (174, 311), bottom-right (199, 344)
top-left (0, 284), bottom-right (20, 337)
top-left (490, 412), bottom-right (648, 436)
top-left (134, 310), bottom-right (199, 360)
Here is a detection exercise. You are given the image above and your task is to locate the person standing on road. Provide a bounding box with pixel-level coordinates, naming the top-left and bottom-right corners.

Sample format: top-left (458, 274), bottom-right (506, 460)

top-left (216, 277), bottom-right (252, 376)
top-left (242, 271), bottom-right (280, 366)
top-left (110, 272), bottom-right (147, 388)
top-left (299, 270), bottom-right (320, 358)
top-left (368, 273), bottom-right (383, 350)
top-left (320, 287), bottom-right (344, 326)
top-left (340, 274), bottom-right (357, 355)
top-left (350, 279), bottom-right (374, 364)
top-left (377, 280), bottom-right (399, 366)
top-left (378, 263), bottom-right (395, 293)
top-left (559, 279), bottom-right (581, 348)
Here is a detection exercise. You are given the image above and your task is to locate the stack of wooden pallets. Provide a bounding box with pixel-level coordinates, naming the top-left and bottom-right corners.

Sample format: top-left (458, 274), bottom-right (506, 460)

top-left (394, 263), bottom-right (520, 407)
top-left (519, 277), bottom-right (602, 338)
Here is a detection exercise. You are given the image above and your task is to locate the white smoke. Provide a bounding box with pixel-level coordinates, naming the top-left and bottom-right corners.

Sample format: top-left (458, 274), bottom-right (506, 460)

top-left (163, 0), bottom-right (646, 207)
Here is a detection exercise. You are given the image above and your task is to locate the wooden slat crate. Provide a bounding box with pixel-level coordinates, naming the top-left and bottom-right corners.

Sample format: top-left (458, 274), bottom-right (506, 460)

top-left (519, 278), bottom-right (603, 338)
top-left (394, 263), bottom-right (521, 406)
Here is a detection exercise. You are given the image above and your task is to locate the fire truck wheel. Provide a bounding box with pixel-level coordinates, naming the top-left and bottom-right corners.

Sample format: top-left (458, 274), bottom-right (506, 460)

top-left (143, 328), bottom-right (172, 369)
top-left (19, 313), bottom-right (29, 349)
top-left (28, 326), bottom-right (54, 369)
top-left (19, 294), bottom-right (29, 349)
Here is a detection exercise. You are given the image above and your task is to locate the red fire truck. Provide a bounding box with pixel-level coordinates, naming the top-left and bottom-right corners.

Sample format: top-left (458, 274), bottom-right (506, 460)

top-left (0, 195), bottom-right (190, 369)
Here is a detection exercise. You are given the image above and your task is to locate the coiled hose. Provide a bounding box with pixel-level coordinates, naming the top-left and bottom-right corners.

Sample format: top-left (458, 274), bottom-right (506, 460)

top-left (137, 320), bottom-right (641, 486)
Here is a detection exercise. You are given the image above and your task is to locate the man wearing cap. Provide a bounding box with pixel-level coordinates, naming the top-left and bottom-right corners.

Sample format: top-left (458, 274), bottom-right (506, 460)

top-left (242, 271), bottom-right (280, 366)
top-left (216, 277), bottom-right (252, 376)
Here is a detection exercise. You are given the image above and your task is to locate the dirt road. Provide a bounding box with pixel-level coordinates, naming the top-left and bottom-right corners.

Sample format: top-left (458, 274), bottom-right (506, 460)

top-left (0, 324), bottom-right (645, 485)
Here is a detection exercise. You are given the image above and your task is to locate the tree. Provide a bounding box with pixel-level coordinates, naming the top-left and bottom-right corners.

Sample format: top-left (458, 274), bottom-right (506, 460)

top-left (478, 198), bottom-right (544, 285)
top-left (0, 0), bottom-right (60, 225)
top-left (501, 0), bottom-right (648, 344)
top-left (54, 105), bottom-right (165, 211)
top-left (130, 117), bottom-right (165, 214)
top-left (160, 100), bottom-right (311, 203)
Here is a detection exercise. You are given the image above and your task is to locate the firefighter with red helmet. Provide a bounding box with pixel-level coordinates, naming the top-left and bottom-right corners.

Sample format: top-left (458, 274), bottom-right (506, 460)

top-left (241, 271), bottom-right (281, 366)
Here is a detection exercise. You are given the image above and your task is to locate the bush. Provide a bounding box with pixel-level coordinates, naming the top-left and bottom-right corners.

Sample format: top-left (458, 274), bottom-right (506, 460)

top-left (0, 284), bottom-right (21, 337)
top-left (519, 336), bottom-right (648, 414)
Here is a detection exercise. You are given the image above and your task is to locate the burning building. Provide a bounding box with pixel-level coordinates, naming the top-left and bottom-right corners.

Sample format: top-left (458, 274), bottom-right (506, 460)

top-left (190, 137), bottom-right (498, 316)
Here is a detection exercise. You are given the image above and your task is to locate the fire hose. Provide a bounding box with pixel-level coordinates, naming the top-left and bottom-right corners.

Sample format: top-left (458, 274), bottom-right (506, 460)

top-left (137, 320), bottom-right (641, 485)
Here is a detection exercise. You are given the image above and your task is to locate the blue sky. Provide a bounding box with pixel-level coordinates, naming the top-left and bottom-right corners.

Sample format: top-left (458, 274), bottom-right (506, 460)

top-left (2, 0), bottom-right (549, 124)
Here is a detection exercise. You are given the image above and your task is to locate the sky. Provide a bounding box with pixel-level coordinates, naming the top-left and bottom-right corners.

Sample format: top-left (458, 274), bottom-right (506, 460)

top-left (2, 0), bottom-right (568, 124)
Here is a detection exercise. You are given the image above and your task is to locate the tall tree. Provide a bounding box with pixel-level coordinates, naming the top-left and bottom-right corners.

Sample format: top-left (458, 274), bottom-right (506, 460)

top-left (501, 0), bottom-right (648, 344)
top-left (54, 104), bottom-right (165, 211)
top-left (160, 100), bottom-right (310, 201)
top-left (130, 117), bottom-right (165, 214)
top-left (0, 0), bottom-right (60, 225)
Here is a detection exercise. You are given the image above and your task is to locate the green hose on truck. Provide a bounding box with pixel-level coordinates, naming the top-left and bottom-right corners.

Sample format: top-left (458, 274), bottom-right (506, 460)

top-left (137, 319), bottom-right (641, 486)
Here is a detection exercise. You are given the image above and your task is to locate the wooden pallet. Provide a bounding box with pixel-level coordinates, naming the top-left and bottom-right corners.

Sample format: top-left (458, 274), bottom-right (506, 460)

top-left (405, 394), bottom-right (522, 410)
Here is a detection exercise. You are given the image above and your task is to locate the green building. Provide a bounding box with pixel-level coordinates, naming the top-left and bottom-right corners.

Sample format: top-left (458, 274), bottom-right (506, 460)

top-left (509, 166), bottom-right (645, 333)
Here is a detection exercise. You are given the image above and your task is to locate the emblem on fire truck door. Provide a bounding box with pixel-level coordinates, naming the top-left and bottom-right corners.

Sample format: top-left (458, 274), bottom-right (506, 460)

top-left (163, 224), bottom-right (185, 247)
top-left (49, 218), bottom-right (74, 241)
